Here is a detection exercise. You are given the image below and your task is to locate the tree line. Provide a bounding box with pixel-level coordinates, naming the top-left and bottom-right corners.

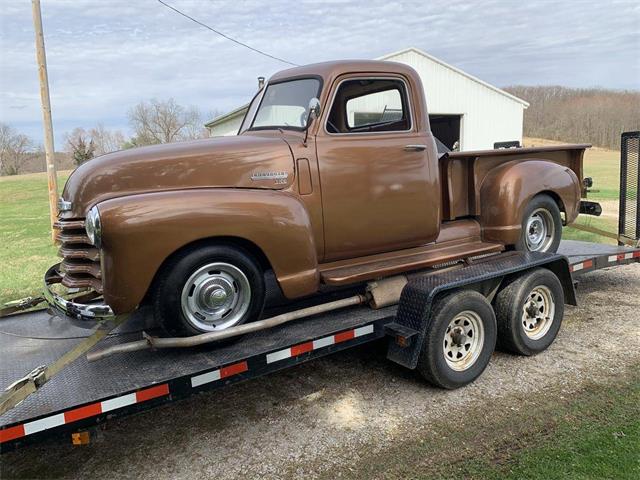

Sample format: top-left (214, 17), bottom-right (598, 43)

top-left (1, 98), bottom-right (219, 175)
top-left (504, 85), bottom-right (640, 150)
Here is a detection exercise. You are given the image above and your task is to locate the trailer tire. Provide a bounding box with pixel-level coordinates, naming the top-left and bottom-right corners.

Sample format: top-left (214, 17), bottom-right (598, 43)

top-left (416, 290), bottom-right (497, 389)
top-left (515, 194), bottom-right (562, 253)
top-left (494, 268), bottom-right (564, 356)
top-left (153, 244), bottom-right (265, 337)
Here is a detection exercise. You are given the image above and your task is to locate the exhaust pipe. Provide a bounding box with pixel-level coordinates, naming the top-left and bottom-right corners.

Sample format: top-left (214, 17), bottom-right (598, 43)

top-left (87, 294), bottom-right (367, 361)
top-left (87, 276), bottom-right (409, 362)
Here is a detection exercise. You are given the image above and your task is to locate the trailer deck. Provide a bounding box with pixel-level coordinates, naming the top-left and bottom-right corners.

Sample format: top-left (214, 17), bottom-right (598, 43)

top-left (1, 239), bottom-right (638, 451)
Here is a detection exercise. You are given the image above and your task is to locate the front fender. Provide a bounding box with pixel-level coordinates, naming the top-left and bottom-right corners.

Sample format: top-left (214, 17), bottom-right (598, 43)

top-left (480, 160), bottom-right (581, 245)
top-left (98, 189), bottom-right (319, 313)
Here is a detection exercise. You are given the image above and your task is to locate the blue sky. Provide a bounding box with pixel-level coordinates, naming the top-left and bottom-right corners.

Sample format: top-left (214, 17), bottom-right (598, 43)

top-left (1, 0), bottom-right (639, 146)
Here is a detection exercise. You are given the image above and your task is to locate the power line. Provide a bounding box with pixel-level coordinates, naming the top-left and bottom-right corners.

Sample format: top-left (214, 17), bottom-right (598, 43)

top-left (157, 0), bottom-right (299, 67)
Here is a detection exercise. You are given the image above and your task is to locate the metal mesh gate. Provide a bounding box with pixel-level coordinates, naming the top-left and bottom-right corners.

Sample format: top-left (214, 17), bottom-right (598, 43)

top-left (619, 131), bottom-right (640, 243)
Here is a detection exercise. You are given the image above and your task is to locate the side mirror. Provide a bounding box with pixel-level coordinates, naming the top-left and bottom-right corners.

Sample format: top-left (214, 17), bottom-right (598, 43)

top-left (306, 97), bottom-right (321, 128)
top-left (302, 97), bottom-right (321, 146)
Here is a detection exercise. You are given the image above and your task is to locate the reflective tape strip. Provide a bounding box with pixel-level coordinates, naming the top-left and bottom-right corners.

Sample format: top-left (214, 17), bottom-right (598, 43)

top-left (101, 392), bottom-right (136, 412)
top-left (266, 324), bottom-right (376, 364)
top-left (0, 383), bottom-right (169, 444)
top-left (609, 251), bottom-right (640, 263)
top-left (570, 259), bottom-right (593, 272)
top-left (191, 361), bottom-right (248, 388)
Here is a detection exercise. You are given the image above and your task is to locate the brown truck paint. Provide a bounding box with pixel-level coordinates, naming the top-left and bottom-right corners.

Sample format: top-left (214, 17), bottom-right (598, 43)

top-left (53, 60), bottom-right (589, 316)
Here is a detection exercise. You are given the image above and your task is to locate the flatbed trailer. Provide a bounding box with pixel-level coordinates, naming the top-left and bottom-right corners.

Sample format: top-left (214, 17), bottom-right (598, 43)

top-left (1, 239), bottom-right (638, 452)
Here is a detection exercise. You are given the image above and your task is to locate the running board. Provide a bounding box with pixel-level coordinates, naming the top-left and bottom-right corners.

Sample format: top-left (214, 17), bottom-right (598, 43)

top-left (319, 240), bottom-right (503, 286)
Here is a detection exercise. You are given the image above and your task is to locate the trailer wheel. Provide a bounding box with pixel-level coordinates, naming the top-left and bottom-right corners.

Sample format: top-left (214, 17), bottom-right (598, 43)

top-left (153, 244), bottom-right (265, 336)
top-left (416, 290), bottom-right (497, 389)
top-left (515, 194), bottom-right (562, 253)
top-left (494, 268), bottom-right (564, 355)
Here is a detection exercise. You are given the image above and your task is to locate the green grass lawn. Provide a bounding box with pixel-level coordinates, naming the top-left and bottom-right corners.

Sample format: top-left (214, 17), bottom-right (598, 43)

top-left (0, 172), bottom-right (69, 305)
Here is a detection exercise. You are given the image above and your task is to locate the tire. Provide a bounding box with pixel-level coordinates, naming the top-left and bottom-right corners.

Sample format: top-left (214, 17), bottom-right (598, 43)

top-left (416, 290), bottom-right (497, 389)
top-left (515, 194), bottom-right (562, 253)
top-left (494, 268), bottom-right (564, 356)
top-left (152, 244), bottom-right (265, 336)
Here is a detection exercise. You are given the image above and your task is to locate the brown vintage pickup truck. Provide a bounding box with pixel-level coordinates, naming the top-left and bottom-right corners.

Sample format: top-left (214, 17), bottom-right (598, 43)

top-left (45, 60), bottom-right (594, 336)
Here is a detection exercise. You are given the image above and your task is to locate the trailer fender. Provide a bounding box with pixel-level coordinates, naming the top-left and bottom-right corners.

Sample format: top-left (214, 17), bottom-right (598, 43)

top-left (386, 253), bottom-right (575, 370)
top-left (98, 189), bottom-right (319, 314)
top-left (480, 160), bottom-right (581, 245)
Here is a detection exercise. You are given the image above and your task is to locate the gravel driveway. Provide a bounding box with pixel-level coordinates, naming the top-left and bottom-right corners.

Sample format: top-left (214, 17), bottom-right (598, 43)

top-left (3, 264), bottom-right (640, 479)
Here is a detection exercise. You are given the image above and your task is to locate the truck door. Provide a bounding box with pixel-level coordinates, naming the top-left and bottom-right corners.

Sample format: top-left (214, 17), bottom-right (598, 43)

top-left (316, 76), bottom-right (439, 261)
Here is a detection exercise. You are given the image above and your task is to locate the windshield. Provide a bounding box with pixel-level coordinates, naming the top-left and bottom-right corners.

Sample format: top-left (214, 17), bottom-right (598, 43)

top-left (250, 78), bottom-right (321, 130)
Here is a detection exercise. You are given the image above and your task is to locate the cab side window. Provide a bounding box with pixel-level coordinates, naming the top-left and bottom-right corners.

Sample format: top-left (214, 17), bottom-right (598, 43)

top-left (326, 78), bottom-right (411, 134)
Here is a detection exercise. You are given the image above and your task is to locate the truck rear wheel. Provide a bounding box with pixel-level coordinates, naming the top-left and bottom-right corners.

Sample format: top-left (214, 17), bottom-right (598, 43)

top-left (416, 290), bottom-right (497, 389)
top-left (153, 244), bottom-right (265, 336)
top-left (494, 268), bottom-right (564, 355)
top-left (515, 194), bottom-right (562, 253)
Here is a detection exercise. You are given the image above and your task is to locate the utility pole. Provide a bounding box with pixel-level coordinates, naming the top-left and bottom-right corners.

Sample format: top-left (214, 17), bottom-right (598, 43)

top-left (32, 0), bottom-right (58, 242)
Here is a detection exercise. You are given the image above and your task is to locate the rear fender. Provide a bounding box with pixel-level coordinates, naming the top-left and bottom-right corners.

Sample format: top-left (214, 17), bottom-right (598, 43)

top-left (98, 189), bottom-right (319, 313)
top-left (480, 160), bottom-right (580, 245)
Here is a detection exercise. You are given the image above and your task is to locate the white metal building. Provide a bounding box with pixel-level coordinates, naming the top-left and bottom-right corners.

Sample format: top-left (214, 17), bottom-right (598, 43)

top-left (205, 47), bottom-right (529, 151)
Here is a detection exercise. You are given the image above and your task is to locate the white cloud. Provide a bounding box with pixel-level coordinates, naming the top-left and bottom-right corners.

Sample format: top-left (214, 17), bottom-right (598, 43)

top-left (1, 0), bottom-right (638, 144)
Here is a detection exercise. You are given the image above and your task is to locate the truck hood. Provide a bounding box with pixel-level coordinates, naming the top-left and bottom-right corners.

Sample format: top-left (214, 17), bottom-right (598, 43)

top-left (61, 134), bottom-right (295, 217)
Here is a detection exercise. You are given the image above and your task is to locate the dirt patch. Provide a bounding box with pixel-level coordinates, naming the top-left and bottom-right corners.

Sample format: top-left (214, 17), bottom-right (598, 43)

top-left (2, 264), bottom-right (640, 479)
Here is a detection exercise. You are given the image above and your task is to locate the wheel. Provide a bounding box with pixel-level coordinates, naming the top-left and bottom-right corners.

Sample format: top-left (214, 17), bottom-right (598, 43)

top-left (515, 194), bottom-right (562, 253)
top-left (416, 290), bottom-right (497, 389)
top-left (494, 268), bottom-right (564, 355)
top-left (152, 244), bottom-right (265, 336)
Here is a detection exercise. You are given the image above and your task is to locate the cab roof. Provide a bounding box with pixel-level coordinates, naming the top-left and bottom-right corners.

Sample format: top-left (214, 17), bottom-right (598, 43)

top-left (269, 59), bottom-right (419, 83)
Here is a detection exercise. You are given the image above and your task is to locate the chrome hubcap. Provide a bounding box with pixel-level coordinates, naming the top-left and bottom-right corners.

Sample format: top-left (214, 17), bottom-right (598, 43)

top-left (180, 262), bottom-right (251, 332)
top-left (443, 310), bottom-right (485, 371)
top-left (525, 208), bottom-right (554, 252)
top-left (522, 285), bottom-right (555, 340)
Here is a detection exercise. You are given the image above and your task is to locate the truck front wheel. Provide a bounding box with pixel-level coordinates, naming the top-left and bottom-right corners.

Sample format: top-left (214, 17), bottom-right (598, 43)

top-left (416, 290), bottom-right (497, 389)
top-left (152, 244), bottom-right (265, 336)
top-left (515, 194), bottom-right (562, 253)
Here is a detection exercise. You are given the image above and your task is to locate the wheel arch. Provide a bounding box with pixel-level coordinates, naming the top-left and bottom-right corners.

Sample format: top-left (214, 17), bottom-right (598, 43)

top-left (98, 189), bottom-right (320, 314)
top-left (480, 159), bottom-right (581, 245)
top-left (141, 235), bottom-right (274, 306)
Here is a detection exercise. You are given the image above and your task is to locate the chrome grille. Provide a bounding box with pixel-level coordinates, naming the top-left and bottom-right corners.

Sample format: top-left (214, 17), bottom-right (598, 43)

top-left (54, 218), bottom-right (103, 293)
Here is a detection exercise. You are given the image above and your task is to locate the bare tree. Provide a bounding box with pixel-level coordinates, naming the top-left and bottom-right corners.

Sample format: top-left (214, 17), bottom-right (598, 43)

top-left (89, 123), bottom-right (126, 156)
top-left (127, 98), bottom-right (205, 146)
top-left (504, 86), bottom-right (640, 150)
top-left (0, 123), bottom-right (34, 175)
top-left (64, 127), bottom-right (95, 166)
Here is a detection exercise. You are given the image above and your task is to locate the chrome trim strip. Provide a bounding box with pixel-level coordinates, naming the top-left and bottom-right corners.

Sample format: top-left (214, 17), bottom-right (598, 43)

top-left (44, 264), bottom-right (114, 320)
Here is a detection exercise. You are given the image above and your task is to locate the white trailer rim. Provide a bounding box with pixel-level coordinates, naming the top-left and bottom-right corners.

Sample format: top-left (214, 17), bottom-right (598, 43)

top-left (443, 310), bottom-right (485, 371)
top-left (521, 285), bottom-right (555, 340)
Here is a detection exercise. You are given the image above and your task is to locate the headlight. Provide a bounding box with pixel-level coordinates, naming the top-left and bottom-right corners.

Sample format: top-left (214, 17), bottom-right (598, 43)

top-left (85, 205), bottom-right (102, 248)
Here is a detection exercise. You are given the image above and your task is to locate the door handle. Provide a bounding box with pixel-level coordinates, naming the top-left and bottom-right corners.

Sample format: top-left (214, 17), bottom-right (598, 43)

top-left (404, 144), bottom-right (427, 152)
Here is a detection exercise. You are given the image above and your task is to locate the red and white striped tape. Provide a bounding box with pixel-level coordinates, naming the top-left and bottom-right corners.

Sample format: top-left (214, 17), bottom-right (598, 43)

top-left (570, 259), bottom-right (593, 272)
top-left (0, 383), bottom-right (169, 444)
top-left (266, 324), bottom-right (375, 364)
top-left (608, 251), bottom-right (640, 263)
top-left (190, 361), bottom-right (248, 388)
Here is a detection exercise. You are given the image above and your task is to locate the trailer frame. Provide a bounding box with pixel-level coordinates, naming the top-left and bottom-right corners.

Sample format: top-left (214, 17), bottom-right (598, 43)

top-left (0, 240), bottom-right (638, 452)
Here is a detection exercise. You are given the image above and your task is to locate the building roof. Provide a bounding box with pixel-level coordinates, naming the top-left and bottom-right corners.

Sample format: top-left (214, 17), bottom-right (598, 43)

top-left (204, 103), bottom-right (249, 129)
top-left (378, 47), bottom-right (529, 107)
top-left (205, 47), bottom-right (528, 128)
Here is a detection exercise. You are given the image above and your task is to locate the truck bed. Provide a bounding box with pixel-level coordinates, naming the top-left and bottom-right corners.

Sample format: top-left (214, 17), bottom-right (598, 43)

top-left (441, 144), bottom-right (589, 221)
